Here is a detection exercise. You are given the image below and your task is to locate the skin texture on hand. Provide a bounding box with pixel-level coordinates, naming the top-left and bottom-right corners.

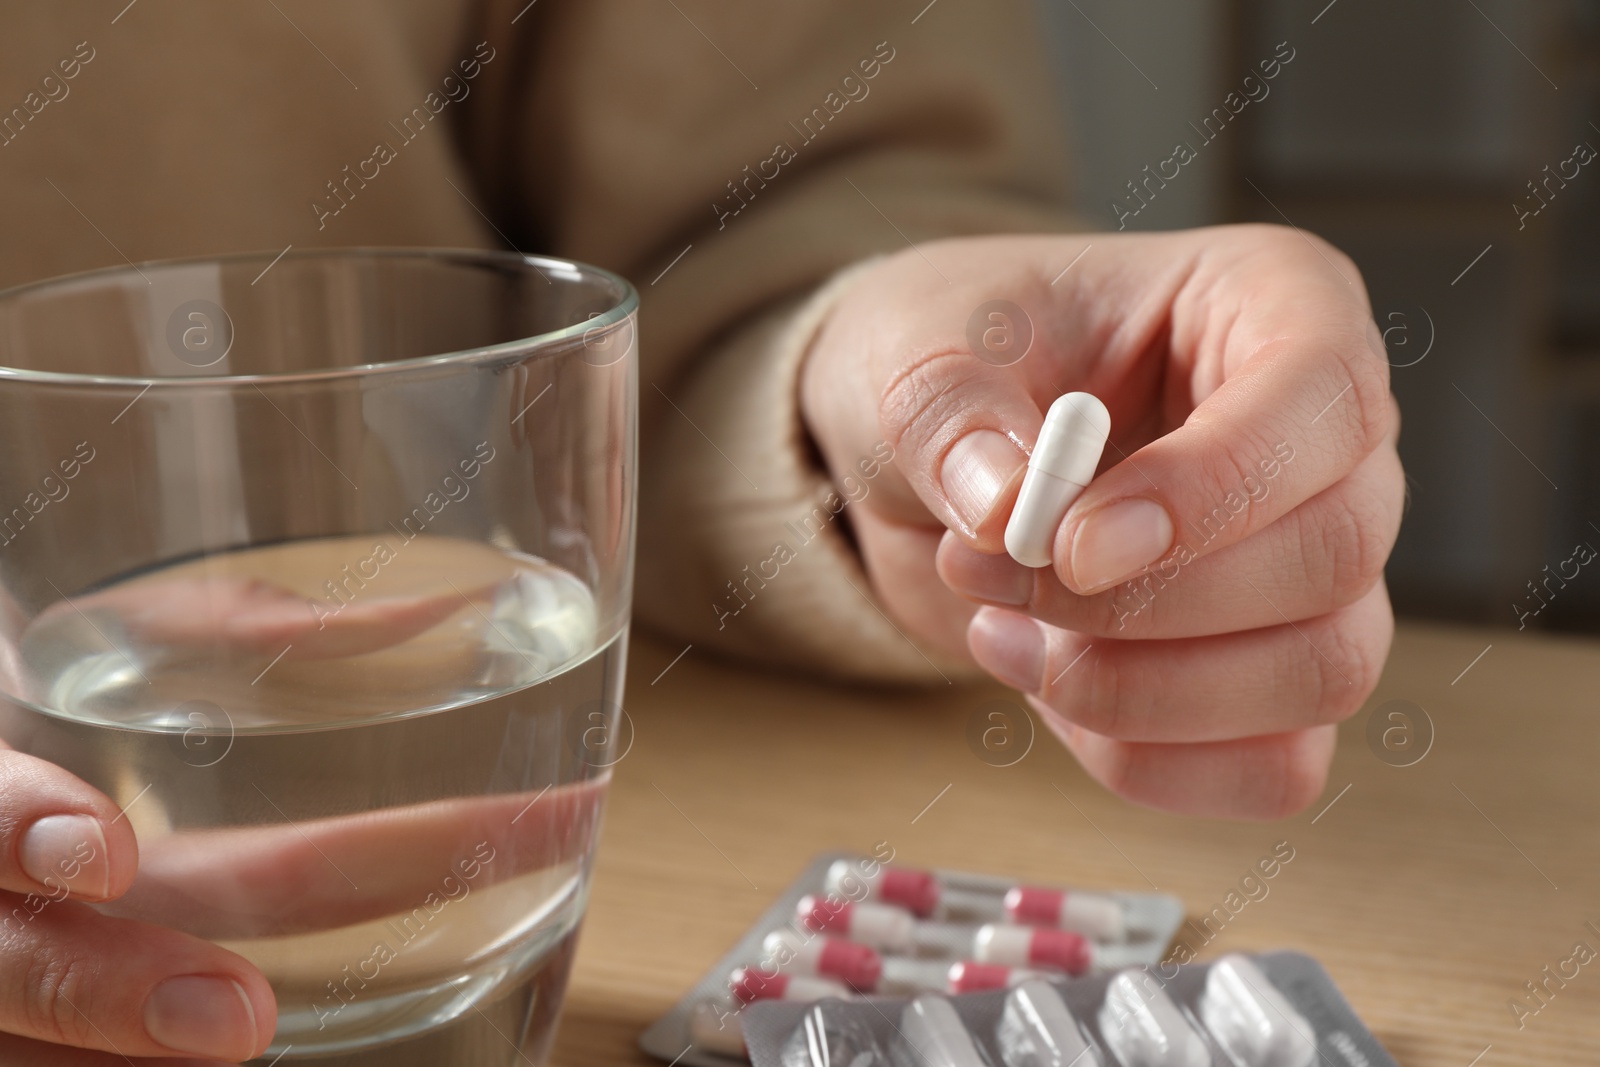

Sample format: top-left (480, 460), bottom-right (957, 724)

top-left (799, 225), bottom-right (1403, 820)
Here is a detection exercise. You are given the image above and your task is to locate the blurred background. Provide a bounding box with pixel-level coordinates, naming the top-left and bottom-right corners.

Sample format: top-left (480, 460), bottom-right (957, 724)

top-left (1040, 0), bottom-right (1600, 632)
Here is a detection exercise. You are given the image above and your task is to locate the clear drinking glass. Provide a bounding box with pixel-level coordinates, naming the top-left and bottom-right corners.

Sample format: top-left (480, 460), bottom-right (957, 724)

top-left (0, 248), bottom-right (637, 1065)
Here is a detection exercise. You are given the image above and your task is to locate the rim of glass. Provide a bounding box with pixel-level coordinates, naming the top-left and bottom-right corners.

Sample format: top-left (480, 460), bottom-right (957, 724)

top-left (0, 246), bottom-right (638, 389)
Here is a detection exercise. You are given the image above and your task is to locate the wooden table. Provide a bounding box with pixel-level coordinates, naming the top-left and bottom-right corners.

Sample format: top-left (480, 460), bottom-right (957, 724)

top-left (551, 623), bottom-right (1600, 1065)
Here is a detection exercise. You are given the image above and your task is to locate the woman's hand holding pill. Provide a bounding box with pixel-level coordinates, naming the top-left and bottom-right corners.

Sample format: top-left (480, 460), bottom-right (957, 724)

top-left (799, 225), bottom-right (1402, 819)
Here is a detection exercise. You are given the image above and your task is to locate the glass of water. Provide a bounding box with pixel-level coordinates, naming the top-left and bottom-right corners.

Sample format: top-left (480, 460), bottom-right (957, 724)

top-left (0, 248), bottom-right (637, 1065)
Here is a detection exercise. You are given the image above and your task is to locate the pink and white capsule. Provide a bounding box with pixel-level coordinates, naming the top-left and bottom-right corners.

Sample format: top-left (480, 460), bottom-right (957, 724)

top-left (729, 967), bottom-right (851, 1004)
top-left (974, 924), bottom-right (1092, 975)
top-left (945, 961), bottom-right (1048, 995)
top-left (975, 923), bottom-right (1149, 976)
top-left (824, 859), bottom-right (941, 917)
top-left (762, 930), bottom-right (883, 992)
top-left (1004, 885), bottom-right (1126, 941)
top-left (798, 895), bottom-right (916, 953)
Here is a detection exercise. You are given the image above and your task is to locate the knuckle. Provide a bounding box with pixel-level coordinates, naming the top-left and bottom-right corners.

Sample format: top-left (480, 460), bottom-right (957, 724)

top-left (1202, 439), bottom-right (1275, 524)
top-left (1074, 644), bottom-right (1132, 739)
top-left (1308, 619), bottom-right (1379, 726)
top-left (1318, 239), bottom-right (1364, 288)
top-left (1235, 221), bottom-right (1303, 252)
top-left (1310, 490), bottom-right (1389, 610)
top-left (1265, 736), bottom-right (1331, 819)
top-left (1241, 222), bottom-right (1360, 276)
top-left (1271, 223), bottom-right (1362, 282)
top-left (1094, 572), bottom-right (1170, 637)
top-left (1089, 738), bottom-right (1141, 805)
top-left (1339, 354), bottom-right (1394, 456)
top-left (23, 945), bottom-right (99, 1047)
top-left (1349, 628), bottom-right (1386, 703)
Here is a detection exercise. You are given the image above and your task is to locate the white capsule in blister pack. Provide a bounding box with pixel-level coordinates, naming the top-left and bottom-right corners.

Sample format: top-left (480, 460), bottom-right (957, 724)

top-left (781, 999), bottom-right (890, 1067)
top-left (1096, 972), bottom-right (1209, 1067)
top-left (742, 952), bottom-right (1399, 1067)
top-left (1198, 955), bottom-right (1317, 1067)
top-left (892, 994), bottom-right (992, 1067)
top-left (996, 979), bottom-right (1096, 1067)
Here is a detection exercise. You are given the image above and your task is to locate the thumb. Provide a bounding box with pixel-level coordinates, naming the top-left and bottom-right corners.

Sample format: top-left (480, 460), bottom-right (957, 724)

top-left (877, 350), bottom-right (1045, 552)
top-left (799, 244), bottom-right (1073, 552)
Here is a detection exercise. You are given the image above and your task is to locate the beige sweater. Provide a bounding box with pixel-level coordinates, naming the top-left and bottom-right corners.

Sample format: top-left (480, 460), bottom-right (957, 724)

top-left (0, 0), bottom-right (1076, 683)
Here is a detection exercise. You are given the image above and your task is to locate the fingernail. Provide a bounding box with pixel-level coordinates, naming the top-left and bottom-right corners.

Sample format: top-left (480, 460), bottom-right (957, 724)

top-left (145, 976), bottom-right (258, 1060)
top-left (941, 545), bottom-right (1034, 606)
top-left (968, 610), bottom-right (1046, 692)
top-left (941, 430), bottom-right (1024, 531)
top-left (19, 814), bottom-right (109, 899)
top-left (1069, 498), bottom-right (1174, 590)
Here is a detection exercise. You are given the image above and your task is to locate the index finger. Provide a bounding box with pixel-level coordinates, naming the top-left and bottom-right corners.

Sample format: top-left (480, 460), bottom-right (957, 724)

top-left (1054, 226), bottom-right (1394, 594)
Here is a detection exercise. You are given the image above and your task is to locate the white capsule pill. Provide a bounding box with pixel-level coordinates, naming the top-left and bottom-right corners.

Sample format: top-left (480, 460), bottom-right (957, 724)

top-left (894, 994), bottom-right (988, 1067)
top-left (782, 1000), bottom-right (888, 1067)
top-left (1198, 955), bottom-right (1317, 1067)
top-left (997, 979), bottom-right (1095, 1067)
top-left (1097, 971), bottom-right (1209, 1067)
top-left (1005, 393), bottom-right (1111, 568)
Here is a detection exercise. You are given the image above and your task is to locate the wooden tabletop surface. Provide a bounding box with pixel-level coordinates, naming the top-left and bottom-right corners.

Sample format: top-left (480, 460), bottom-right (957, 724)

top-left (550, 622), bottom-right (1600, 1065)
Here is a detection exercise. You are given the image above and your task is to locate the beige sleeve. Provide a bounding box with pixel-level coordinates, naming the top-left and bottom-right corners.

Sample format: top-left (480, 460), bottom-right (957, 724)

top-left (475, 0), bottom-right (1082, 682)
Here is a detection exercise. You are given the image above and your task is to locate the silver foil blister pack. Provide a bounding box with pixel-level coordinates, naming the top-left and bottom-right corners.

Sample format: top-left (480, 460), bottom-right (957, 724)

top-left (741, 950), bottom-right (1397, 1067)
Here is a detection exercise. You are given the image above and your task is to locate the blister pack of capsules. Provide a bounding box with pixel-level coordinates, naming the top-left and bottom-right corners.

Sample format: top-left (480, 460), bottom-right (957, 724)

top-left (641, 851), bottom-right (1184, 1066)
top-left (638, 853), bottom-right (1396, 1067)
